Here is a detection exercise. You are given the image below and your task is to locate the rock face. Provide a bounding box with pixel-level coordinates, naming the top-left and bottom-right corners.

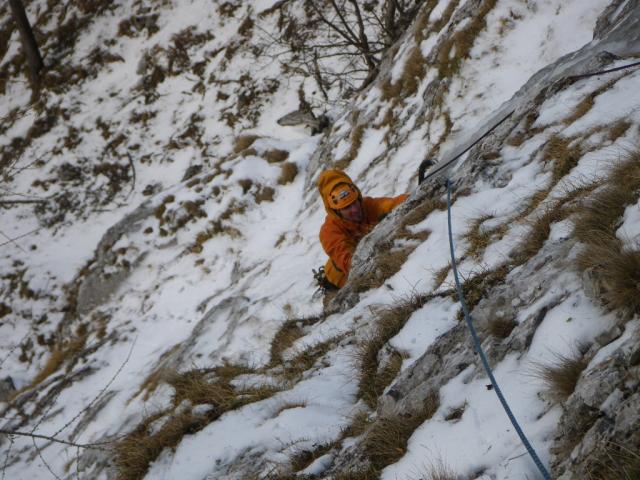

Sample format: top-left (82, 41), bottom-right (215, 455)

top-left (324, 1), bottom-right (640, 477)
top-left (552, 322), bottom-right (640, 478)
top-left (2, 1), bottom-right (639, 479)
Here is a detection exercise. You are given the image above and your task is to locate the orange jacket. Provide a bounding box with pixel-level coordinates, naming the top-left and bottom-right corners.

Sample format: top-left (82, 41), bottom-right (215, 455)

top-left (318, 170), bottom-right (408, 288)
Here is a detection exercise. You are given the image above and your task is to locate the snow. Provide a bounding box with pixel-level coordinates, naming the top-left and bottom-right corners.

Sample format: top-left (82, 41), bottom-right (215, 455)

top-left (1, 0), bottom-right (638, 479)
top-left (618, 197), bottom-right (640, 247)
top-left (390, 296), bottom-right (458, 370)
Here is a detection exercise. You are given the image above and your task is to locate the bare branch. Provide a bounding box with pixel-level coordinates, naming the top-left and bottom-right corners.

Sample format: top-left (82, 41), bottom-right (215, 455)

top-left (0, 199), bottom-right (48, 205)
top-left (347, 0), bottom-right (377, 70)
top-left (0, 430), bottom-right (112, 451)
top-left (51, 338), bottom-right (136, 439)
top-left (1, 434), bottom-right (14, 480)
top-left (32, 437), bottom-right (62, 480)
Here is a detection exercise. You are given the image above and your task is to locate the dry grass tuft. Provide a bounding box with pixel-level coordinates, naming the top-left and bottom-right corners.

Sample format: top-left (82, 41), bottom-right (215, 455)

top-left (254, 185), bottom-right (275, 203)
top-left (415, 458), bottom-right (458, 480)
top-left (29, 333), bottom-right (88, 387)
top-left (269, 320), bottom-right (306, 365)
top-left (335, 124), bottom-right (365, 170)
top-left (166, 369), bottom-right (236, 408)
top-left (398, 45), bottom-right (427, 97)
top-left (381, 77), bottom-right (403, 101)
top-left (572, 151), bottom-right (640, 316)
top-left (264, 148), bottom-right (289, 163)
top-left (576, 238), bottom-right (640, 316)
top-left (564, 96), bottom-right (595, 125)
top-left (233, 134), bottom-right (260, 153)
top-left (513, 203), bottom-right (566, 264)
top-left (357, 293), bottom-right (430, 408)
top-left (544, 135), bottom-right (583, 183)
top-left (512, 180), bottom-right (596, 266)
top-left (403, 198), bottom-right (446, 227)
top-left (531, 349), bottom-right (588, 403)
top-left (563, 78), bottom-right (619, 126)
top-left (607, 120), bottom-right (632, 143)
top-left (269, 314), bottom-right (325, 366)
top-left (436, 0), bottom-right (497, 78)
top-left (362, 390), bottom-right (439, 470)
top-left (286, 337), bottom-right (338, 377)
top-left (115, 411), bottom-right (208, 480)
top-left (278, 162), bottom-right (298, 185)
top-left (463, 214), bottom-right (508, 260)
top-left (289, 441), bottom-right (336, 473)
top-left (117, 364), bottom-right (277, 479)
top-left (334, 469), bottom-right (379, 480)
top-left (432, 265), bottom-right (450, 290)
top-left (458, 264), bottom-right (510, 315)
top-left (341, 410), bottom-right (373, 439)
top-left (430, 0), bottom-right (461, 33)
top-left (586, 442), bottom-right (640, 480)
top-left (484, 317), bottom-right (517, 339)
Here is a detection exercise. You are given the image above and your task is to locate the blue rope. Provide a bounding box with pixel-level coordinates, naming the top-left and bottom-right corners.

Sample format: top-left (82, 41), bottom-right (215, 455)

top-left (446, 178), bottom-right (552, 480)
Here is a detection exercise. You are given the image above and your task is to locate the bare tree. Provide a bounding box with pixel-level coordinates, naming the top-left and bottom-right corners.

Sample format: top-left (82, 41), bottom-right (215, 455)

top-left (260, 0), bottom-right (423, 97)
top-left (8, 0), bottom-right (44, 82)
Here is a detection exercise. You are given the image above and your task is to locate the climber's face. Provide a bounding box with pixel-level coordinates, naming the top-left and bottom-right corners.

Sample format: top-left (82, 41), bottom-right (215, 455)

top-left (338, 199), bottom-right (363, 223)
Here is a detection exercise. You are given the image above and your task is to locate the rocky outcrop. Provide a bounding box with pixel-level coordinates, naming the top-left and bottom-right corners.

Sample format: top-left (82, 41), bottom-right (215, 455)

top-left (325, 2), bottom-right (640, 476)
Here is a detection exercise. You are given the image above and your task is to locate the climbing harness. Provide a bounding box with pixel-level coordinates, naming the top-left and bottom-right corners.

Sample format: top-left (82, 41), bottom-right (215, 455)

top-left (446, 179), bottom-right (552, 480)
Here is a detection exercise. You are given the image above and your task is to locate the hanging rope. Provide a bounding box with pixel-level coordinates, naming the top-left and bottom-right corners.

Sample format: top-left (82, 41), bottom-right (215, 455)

top-left (446, 178), bottom-right (552, 479)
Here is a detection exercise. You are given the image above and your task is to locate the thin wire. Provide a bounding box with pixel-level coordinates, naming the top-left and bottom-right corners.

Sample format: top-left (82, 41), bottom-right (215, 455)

top-left (446, 179), bottom-right (552, 480)
top-left (569, 59), bottom-right (640, 80)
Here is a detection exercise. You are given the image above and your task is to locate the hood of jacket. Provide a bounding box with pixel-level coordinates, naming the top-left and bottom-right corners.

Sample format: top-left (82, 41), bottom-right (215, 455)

top-left (317, 169), bottom-right (362, 220)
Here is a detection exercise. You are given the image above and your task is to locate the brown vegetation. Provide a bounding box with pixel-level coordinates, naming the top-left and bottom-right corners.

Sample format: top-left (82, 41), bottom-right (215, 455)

top-left (463, 214), bottom-right (508, 260)
top-left (531, 348), bottom-right (588, 402)
top-left (278, 162), bottom-right (298, 185)
top-left (484, 316), bottom-right (517, 339)
top-left (264, 149), bottom-right (289, 163)
top-left (572, 150), bottom-right (640, 317)
top-left (544, 135), bottom-right (583, 184)
top-left (116, 365), bottom-right (278, 479)
top-left (586, 442), bottom-right (640, 480)
top-left (415, 459), bottom-right (458, 480)
top-left (356, 293), bottom-right (430, 408)
top-left (233, 134), bottom-right (260, 153)
top-left (361, 390), bottom-right (439, 470)
top-left (436, 0), bottom-right (497, 78)
top-left (335, 124), bottom-right (366, 170)
top-left (289, 441), bottom-right (336, 473)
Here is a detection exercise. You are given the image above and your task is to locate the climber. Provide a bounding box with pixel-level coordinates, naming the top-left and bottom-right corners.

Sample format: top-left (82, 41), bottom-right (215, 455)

top-left (315, 169), bottom-right (408, 295)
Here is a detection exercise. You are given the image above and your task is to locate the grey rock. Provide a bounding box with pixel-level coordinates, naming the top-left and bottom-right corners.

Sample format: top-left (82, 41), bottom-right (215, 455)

top-left (0, 377), bottom-right (15, 402)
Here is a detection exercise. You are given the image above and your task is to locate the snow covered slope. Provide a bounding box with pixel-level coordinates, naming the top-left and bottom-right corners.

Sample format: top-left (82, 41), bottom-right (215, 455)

top-left (1, 0), bottom-right (639, 479)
